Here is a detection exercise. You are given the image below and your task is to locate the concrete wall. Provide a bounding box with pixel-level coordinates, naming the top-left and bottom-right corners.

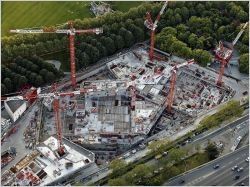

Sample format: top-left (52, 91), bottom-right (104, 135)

top-left (4, 101), bottom-right (27, 122)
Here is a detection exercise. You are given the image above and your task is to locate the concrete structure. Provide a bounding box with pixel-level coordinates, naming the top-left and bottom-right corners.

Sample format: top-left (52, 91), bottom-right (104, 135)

top-left (41, 46), bottom-right (234, 163)
top-left (1, 135), bottom-right (95, 186)
top-left (90, 1), bottom-right (113, 17)
top-left (1, 117), bottom-right (12, 137)
top-left (4, 100), bottom-right (27, 122)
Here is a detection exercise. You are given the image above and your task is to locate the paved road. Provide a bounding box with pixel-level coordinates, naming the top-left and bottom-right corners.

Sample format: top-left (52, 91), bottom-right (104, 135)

top-left (191, 115), bottom-right (249, 144)
top-left (165, 145), bottom-right (249, 186)
top-left (1, 103), bottom-right (39, 172)
top-left (79, 115), bottom-right (249, 185)
top-left (234, 176), bottom-right (249, 186)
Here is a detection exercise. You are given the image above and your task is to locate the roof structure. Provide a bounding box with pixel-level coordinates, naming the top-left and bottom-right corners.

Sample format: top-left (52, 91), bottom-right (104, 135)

top-left (1, 136), bottom-right (95, 186)
top-left (5, 100), bottom-right (26, 113)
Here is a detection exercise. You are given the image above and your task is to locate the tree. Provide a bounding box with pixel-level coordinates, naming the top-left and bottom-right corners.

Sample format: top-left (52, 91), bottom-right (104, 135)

top-left (148, 139), bottom-right (169, 155)
top-left (1, 84), bottom-right (8, 95)
top-left (132, 26), bottom-right (145, 42)
top-left (124, 30), bottom-right (135, 47)
top-left (161, 27), bottom-right (177, 37)
top-left (175, 13), bottom-right (182, 24)
top-left (196, 3), bottom-right (205, 16)
top-left (17, 76), bottom-right (28, 89)
top-left (88, 46), bottom-right (100, 63)
top-left (101, 37), bottom-right (116, 55)
top-left (110, 159), bottom-right (127, 176)
top-left (28, 73), bottom-right (38, 85)
top-left (114, 35), bottom-right (125, 50)
top-left (108, 178), bottom-right (127, 186)
top-left (39, 69), bottom-right (49, 78)
top-left (35, 75), bottom-right (44, 86)
top-left (168, 148), bottom-right (186, 163)
top-left (238, 44), bottom-right (249, 54)
top-left (45, 72), bottom-right (56, 83)
top-left (205, 142), bottom-right (219, 160)
top-left (31, 64), bottom-right (39, 72)
top-left (79, 52), bottom-right (91, 68)
top-left (188, 33), bottom-right (198, 49)
top-left (180, 7), bottom-right (189, 21)
top-left (3, 78), bottom-right (13, 92)
top-left (192, 49), bottom-right (212, 66)
top-left (239, 53), bottom-right (249, 74)
top-left (131, 164), bottom-right (151, 184)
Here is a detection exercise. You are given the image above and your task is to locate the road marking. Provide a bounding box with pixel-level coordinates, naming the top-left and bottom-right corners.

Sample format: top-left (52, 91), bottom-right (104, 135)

top-left (188, 157), bottom-right (248, 186)
top-left (186, 172), bottom-right (216, 185)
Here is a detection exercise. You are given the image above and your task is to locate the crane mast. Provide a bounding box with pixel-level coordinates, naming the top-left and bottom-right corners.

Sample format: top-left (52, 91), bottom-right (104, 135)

top-left (166, 59), bottom-right (195, 113)
top-left (53, 96), bottom-right (64, 155)
top-left (1, 86), bottom-right (92, 155)
top-left (215, 22), bottom-right (248, 86)
top-left (10, 22), bottom-right (103, 88)
top-left (130, 81), bottom-right (136, 111)
top-left (144, 1), bottom-right (168, 62)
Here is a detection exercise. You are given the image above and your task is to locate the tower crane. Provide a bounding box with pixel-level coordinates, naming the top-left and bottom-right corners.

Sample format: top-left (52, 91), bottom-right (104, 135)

top-left (10, 21), bottom-right (103, 88)
top-left (144, 1), bottom-right (168, 62)
top-left (1, 86), bottom-right (95, 155)
top-left (214, 22), bottom-right (248, 86)
top-left (166, 59), bottom-right (195, 113)
top-left (130, 81), bottom-right (136, 111)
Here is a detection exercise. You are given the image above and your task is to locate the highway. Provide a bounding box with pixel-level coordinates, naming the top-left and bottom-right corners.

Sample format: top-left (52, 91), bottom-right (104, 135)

top-left (126, 114), bottom-right (248, 164)
top-left (165, 145), bottom-right (249, 186)
top-left (80, 115), bottom-right (248, 185)
top-left (190, 115), bottom-right (249, 144)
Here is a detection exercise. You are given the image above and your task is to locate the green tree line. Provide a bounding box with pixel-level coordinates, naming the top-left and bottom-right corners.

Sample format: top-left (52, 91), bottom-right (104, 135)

top-left (2, 55), bottom-right (63, 95)
top-left (1, 1), bottom-right (248, 93)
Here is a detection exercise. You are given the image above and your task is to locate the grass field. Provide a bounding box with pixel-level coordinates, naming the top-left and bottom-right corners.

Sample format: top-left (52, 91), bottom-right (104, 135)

top-left (111, 1), bottom-right (142, 12)
top-left (1, 1), bottom-right (142, 36)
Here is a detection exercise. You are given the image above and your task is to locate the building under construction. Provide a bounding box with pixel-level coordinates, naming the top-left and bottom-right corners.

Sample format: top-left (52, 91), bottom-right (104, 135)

top-left (41, 46), bottom-right (233, 163)
top-left (1, 135), bottom-right (95, 186)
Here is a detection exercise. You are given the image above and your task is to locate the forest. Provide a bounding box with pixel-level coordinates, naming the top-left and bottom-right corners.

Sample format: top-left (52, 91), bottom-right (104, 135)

top-left (1, 1), bottom-right (249, 94)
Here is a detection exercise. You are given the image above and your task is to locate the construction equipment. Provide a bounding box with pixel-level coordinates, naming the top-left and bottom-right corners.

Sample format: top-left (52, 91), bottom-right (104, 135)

top-left (214, 22), bottom-right (248, 86)
top-left (144, 1), bottom-right (168, 61)
top-left (166, 59), bottom-right (195, 113)
top-left (130, 81), bottom-right (136, 111)
top-left (10, 22), bottom-right (103, 88)
top-left (1, 86), bottom-right (93, 155)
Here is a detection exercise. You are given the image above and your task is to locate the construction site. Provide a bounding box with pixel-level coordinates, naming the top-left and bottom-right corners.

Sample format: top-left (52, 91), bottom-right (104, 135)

top-left (1, 1), bottom-right (248, 185)
top-left (1, 135), bottom-right (95, 186)
top-left (39, 45), bottom-right (234, 163)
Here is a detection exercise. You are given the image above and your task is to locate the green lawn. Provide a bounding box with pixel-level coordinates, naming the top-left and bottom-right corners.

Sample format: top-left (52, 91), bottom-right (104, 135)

top-left (41, 50), bottom-right (70, 72)
top-left (111, 1), bottom-right (142, 12)
top-left (1, 1), bottom-right (142, 36)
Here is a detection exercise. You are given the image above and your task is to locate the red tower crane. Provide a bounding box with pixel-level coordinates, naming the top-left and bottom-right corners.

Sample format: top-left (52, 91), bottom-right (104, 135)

top-left (130, 81), bottom-right (136, 111)
top-left (10, 22), bottom-right (103, 88)
top-left (214, 22), bottom-right (248, 86)
top-left (144, 1), bottom-right (168, 61)
top-left (2, 87), bottom-right (92, 155)
top-left (166, 59), bottom-right (195, 113)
